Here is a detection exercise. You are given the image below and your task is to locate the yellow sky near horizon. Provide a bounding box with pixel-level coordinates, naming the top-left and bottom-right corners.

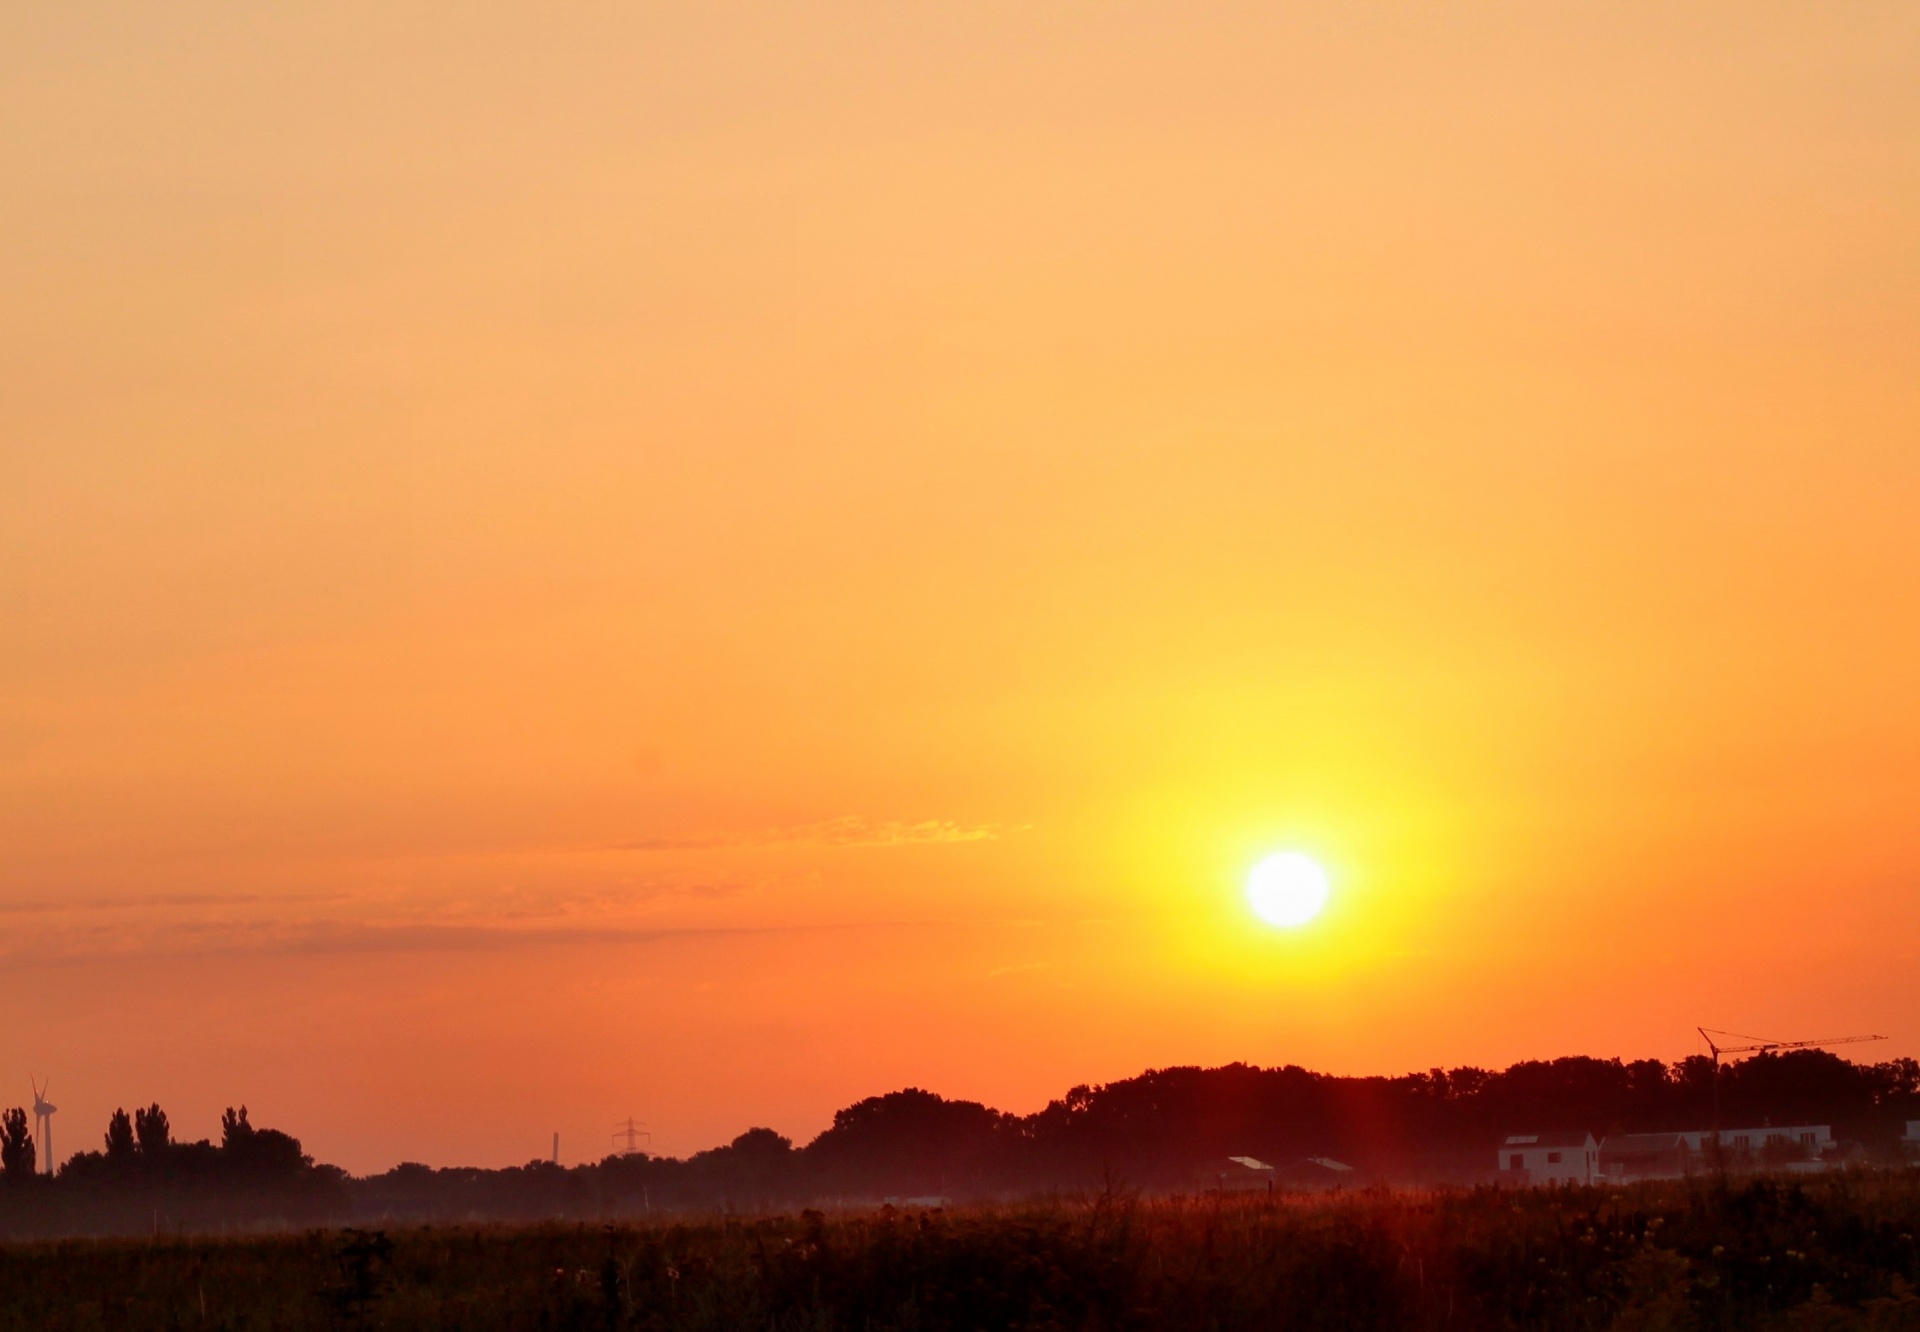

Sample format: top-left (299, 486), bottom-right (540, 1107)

top-left (3, 2), bottom-right (1919, 1172)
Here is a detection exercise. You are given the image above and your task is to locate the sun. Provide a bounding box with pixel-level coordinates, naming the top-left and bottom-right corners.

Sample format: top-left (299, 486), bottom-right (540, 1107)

top-left (1246, 852), bottom-right (1331, 927)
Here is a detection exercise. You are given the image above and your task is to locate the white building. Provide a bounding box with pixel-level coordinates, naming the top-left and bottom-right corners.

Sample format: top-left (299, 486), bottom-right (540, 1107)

top-left (1675, 1125), bottom-right (1833, 1159)
top-left (1903, 1122), bottom-right (1920, 1156)
top-left (1499, 1132), bottom-right (1598, 1185)
top-left (1196, 1156), bottom-right (1276, 1192)
top-left (1599, 1133), bottom-right (1691, 1182)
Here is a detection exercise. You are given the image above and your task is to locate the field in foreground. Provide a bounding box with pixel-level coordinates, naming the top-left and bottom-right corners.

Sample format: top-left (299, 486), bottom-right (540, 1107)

top-left (2, 1172), bottom-right (1919, 1330)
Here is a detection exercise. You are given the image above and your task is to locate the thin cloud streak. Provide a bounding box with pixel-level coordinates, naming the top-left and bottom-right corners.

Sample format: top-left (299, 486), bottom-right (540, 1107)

top-left (0, 917), bottom-right (961, 968)
top-left (618, 816), bottom-right (1012, 852)
top-left (0, 890), bottom-right (347, 915)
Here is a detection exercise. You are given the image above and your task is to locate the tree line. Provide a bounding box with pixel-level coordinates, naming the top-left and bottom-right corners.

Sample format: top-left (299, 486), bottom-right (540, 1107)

top-left (0, 1099), bottom-right (344, 1237)
top-left (4, 1049), bottom-right (1916, 1234)
top-left (352, 1049), bottom-right (1920, 1222)
top-left (0, 1100), bottom-right (314, 1183)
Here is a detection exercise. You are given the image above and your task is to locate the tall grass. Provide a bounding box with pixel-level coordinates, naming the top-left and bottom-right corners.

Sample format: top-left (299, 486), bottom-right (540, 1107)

top-left (1, 1170), bottom-right (1917, 1329)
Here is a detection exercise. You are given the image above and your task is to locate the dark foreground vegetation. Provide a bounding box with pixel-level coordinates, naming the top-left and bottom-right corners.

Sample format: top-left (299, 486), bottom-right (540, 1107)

top-left (3, 1171), bottom-right (1920, 1330)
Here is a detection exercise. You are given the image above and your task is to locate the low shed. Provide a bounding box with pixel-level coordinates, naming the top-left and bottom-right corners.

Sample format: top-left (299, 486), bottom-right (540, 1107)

top-left (1275, 1156), bottom-right (1355, 1190)
top-left (1196, 1156), bottom-right (1275, 1192)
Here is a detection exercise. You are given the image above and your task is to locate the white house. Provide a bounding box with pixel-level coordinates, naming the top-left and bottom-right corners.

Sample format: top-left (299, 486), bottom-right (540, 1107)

top-left (1599, 1133), bottom-right (1691, 1182)
top-left (1676, 1125), bottom-right (1833, 1160)
top-left (1499, 1132), bottom-right (1598, 1185)
top-left (1903, 1121), bottom-right (1920, 1156)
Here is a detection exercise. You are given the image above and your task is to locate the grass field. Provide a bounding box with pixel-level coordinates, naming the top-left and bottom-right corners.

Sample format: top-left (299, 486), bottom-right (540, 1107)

top-left (2, 1171), bottom-right (1918, 1330)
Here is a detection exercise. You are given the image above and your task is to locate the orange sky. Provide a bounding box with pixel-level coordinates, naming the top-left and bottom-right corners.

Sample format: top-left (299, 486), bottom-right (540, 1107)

top-left (3, 3), bottom-right (1918, 1173)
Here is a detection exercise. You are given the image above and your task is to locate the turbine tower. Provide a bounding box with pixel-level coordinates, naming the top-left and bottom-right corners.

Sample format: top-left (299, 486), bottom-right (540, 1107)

top-left (30, 1078), bottom-right (56, 1176)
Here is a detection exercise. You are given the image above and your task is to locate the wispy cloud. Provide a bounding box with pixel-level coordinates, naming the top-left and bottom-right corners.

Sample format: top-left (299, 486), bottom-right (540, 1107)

top-left (0, 821), bottom-right (1020, 967)
top-left (153, 920), bottom-right (799, 960)
top-left (414, 876), bottom-right (746, 922)
top-left (0, 917), bottom-right (925, 967)
top-left (617, 815), bottom-right (1010, 852)
top-left (0, 878), bottom-right (764, 965)
top-left (985, 961), bottom-right (1048, 978)
top-left (0, 868), bottom-right (1000, 966)
top-left (0, 890), bottom-right (343, 916)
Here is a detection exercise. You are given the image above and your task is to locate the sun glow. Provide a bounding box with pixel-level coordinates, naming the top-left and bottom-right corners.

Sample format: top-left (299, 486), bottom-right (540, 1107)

top-left (1246, 852), bottom-right (1331, 927)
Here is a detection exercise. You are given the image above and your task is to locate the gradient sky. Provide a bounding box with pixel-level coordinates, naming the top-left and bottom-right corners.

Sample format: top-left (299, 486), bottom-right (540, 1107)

top-left (4, 2), bottom-right (1918, 1173)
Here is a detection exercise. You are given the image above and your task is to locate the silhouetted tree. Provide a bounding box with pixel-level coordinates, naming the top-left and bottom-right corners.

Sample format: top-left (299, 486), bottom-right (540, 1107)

top-left (1, 1108), bottom-right (35, 1181)
top-left (728, 1126), bottom-right (794, 1161)
top-left (220, 1105), bottom-right (309, 1180)
top-left (134, 1104), bottom-right (170, 1157)
top-left (104, 1108), bottom-right (136, 1163)
top-left (1719, 1049), bottom-right (1875, 1131)
top-left (806, 1088), bottom-right (1015, 1195)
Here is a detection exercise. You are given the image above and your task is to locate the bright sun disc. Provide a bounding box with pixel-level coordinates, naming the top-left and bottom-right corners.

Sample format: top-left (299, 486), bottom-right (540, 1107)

top-left (1247, 852), bottom-right (1331, 927)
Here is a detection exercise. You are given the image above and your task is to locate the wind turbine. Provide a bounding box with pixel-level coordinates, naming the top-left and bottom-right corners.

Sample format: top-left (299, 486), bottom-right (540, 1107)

top-left (30, 1078), bottom-right (56, 1176)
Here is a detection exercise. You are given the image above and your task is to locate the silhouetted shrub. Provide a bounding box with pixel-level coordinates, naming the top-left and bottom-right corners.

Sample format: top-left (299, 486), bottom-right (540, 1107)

top-left (0, 1108), bottom-right (34, 1182)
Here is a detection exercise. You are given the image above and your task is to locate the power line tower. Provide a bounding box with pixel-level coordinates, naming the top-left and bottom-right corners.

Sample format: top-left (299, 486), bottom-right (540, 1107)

top-left (612, 1118), bottom-right (651, 1156)
top-left (1696, 1027), bottom-right (1887, 1171)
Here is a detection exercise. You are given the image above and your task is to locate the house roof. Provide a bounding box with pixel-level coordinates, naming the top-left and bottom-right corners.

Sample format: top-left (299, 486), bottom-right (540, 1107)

top-left (1274, 1157), bottom-right (1356, 1184)
top-left (1502, 1131), bottom-right (1593, 1149)
top-left (1276, 1156), bottom-right (1352, 1173)
top-left (1600, 1133), bottom-right (1686, 1154)
top-left (1225, 1156), bottom-right (1273, 1171)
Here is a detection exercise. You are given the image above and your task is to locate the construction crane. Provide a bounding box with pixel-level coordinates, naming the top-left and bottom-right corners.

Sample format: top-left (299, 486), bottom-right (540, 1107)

top-left (1696, 1027), bottom-right (1887, 1169)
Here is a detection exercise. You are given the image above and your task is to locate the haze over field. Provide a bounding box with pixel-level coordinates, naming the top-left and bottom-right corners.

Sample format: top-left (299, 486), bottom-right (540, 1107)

top-left (3, 3), bottom-right (1919, 1173)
